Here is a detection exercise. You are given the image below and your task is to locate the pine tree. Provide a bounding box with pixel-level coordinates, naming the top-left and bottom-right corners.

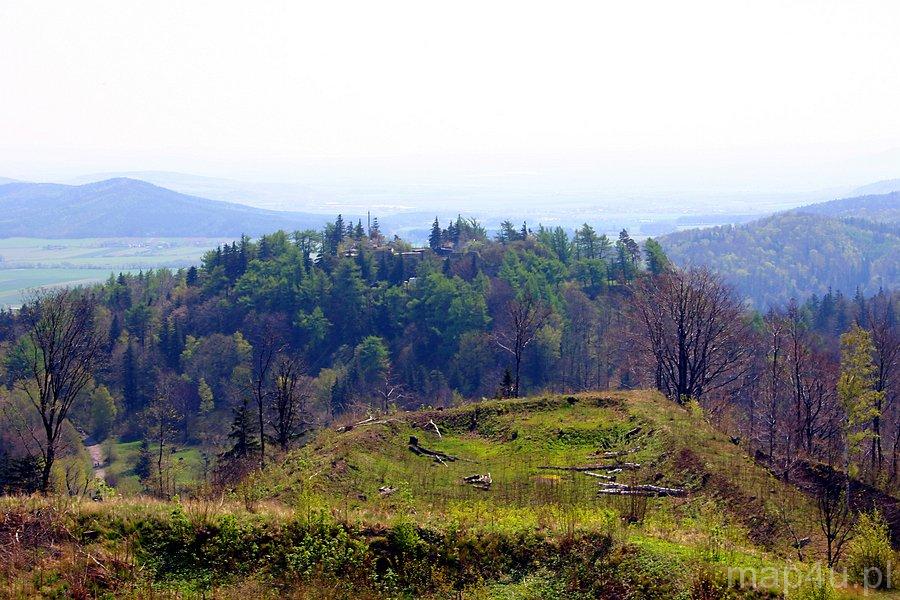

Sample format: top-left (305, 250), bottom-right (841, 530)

top-left (333, 214), bottom-right (345, 251)
top-left (643, 238), bottom-right (671, 275)
top-left (500, 368), bottom-right (514, 399)
top-left (133, 440), bottom-right (153, 480)
top-left (496, 220), bottom-right (520, 244)
top-left (616, 229), bottom-right (640, 282)
top-left (369, 217), bottom-right (382, 241)
top-left (429, 217), bottom-right (442, 251)
top-left (222, 396), bottom-right (259, 462)
top-left (122, 342), bottom-right (141, 412)
top-left (108, 314), bottom-right (121, 349)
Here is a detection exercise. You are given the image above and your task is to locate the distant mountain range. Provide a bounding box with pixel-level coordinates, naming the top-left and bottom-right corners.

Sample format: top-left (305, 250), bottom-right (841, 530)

top-left (660, 191), bottom-right (900, 306)
top-left (64, 171), bottom-right (330, 212)
top-left (850, 178), bottom-right (900, 197)
top-left (790, 191), bottom-right (899, 223)
top-left (0, 178), bottom-right (342, 238)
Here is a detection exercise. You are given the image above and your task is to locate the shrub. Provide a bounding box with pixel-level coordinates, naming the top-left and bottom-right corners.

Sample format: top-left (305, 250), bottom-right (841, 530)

top-left (794, 578), bottom-right (837, 600)
top-left (845, 510), bottom-right (896, 589)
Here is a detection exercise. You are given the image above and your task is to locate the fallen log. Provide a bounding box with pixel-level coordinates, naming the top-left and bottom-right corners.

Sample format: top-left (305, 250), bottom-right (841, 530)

top-left (623, 426), bottom-right (642, 439)
top-left (462, 473), bottom-right (492, 490)
top-left (408, 436), bottom-right (462, 465)
top-left (538, 462), bottom-right (641, 472)
top-left (378, 486), bottom-right (397, 497)
top-left (596, 482), bottom-right (686, 497)
top-left (338, 416), bottom-right (398, 432)
top-left (582, 471), bottom-right (616, 481)
top-left (427, 419), bottom-right (443, 439)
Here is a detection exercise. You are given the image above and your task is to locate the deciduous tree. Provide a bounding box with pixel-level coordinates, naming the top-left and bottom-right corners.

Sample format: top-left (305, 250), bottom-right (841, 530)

top-left (16, 290), bottom-right (104, 493)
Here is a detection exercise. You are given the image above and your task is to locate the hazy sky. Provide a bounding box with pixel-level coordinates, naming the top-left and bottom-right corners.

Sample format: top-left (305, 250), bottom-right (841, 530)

top-left (2, 1), bottom-right (900, 193)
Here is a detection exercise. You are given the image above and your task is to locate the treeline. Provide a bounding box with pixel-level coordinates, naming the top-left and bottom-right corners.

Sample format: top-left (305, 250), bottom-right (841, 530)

top-left (0, 214), bottom-right (896, 502)
top-left (0, 217), bottom-right (659, 493)
top-left (660, 212), bottom-right (900, 307)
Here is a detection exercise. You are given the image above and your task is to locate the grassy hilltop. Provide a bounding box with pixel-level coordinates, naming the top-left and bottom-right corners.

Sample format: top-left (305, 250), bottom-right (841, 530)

top-left (1, 391), bottom-right (896, 598)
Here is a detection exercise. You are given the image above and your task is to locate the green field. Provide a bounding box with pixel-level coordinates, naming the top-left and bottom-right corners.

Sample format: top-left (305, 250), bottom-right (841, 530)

top-left (0, 237), bottom-right (227, 307)
top-left (105, 440), bottom-right (205, 495)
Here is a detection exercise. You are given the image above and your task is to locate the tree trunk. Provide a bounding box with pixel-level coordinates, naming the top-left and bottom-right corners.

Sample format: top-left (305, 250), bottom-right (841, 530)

top-left (157, 432), bottom-right (165, 498)
top-left (40, 445), bottom-right (55, 494)
top-left (258, 393), bottom-right (266, 469)
top-left (513, 351), bottom-right (522, 398)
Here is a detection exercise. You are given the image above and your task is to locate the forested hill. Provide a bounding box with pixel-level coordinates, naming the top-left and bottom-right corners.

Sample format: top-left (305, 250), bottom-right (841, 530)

top-left (0, 178), bottom-right (333, 237)
top-left (660, 205), bottom-right (899, 307)
top-left (790, 190), bottom-right (900, 223)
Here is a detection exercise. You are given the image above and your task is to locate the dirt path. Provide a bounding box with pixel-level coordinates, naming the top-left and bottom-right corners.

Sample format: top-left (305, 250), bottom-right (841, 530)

top-left (86, 443), bottom-right (106, 482)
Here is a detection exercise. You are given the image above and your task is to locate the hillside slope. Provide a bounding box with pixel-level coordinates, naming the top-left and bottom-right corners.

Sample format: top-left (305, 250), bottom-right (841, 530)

top-left (3, 391), bottom-right (896, 598)
top-left (851, 179), bottom-right (900, 197)
top-left (265, 391), bottom-right (827, 553)
top-left (792, 191), bottom-right (900, 223)
top-left (660, 211), bottom-right (899, 306)
top-left (0, 178), bottom-right (334, 237)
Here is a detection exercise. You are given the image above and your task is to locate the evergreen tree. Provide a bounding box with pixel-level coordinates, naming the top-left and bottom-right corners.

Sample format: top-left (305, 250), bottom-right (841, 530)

top-left (429, 217), bottom-right (442, 251)
top-left (133, 440), bottom-right (153, 480)
top-left (329, 214), bottom-right (345, 255)
top-left (108, 314), bottom-right (121, 350)
top-left (222, 396), bottom-right (259, 462)
top-left (643, 238), bottom-right (671, 275)
top-left (369, 217), bottom-right (382, 241)
top-left (616, 229), bottom-right (640, 282)
top-left (122, 342), bottom-right (141, 413)
top-left (496, 220), bottom-right (520, 244)
top-left (500, 368), bottom-right (514, 399)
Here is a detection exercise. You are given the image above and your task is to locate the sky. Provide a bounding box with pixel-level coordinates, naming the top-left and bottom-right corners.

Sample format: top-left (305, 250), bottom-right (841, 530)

top-left (2, 0), bottom-right (900, 196)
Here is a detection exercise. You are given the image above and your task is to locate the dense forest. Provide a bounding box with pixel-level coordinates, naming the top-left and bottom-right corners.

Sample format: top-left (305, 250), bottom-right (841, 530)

top-left (791, 191), bottom-right (900, 222)
top-left (0, 213), bottom-right (897, 503)
top-left (0, 213), bottom-right (897, 598)
top-left (660, 210), bottom-right (899, 307)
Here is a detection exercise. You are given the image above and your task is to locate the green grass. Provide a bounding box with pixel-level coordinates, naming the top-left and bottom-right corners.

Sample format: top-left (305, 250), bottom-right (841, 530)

top-left (256, 391), bottom-right (818, 557)
top-left (106, 439), bottom-right (205, 495)
top-left (3, 391), bottom-right (897, 598)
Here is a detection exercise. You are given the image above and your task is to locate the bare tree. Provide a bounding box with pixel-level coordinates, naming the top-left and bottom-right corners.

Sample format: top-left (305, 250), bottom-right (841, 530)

top-left (864, 294), bottom-right (898, 478)
top-left (16, 289), bottom-right (104, 493)
top-left (799, 351), bottom-right (839, 458)
top-left (495, 295), bottom-right (551, 398)
top-left (246, 322), bottom-right (285, 469)
top-left (143, 376), bottom-right (182, 498)
top-left (762, 309), bottom-right (786, 462)
top-left (632, 268), bottom-right (752, 403)
top-left (375, 363), bottom-right (406, 412)
top-left (815, 468), bottom-right (855, 567)
top-left (785, 301), bottom-right (808, 455)
top-left (268, 354), bottom-right (311, 451)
